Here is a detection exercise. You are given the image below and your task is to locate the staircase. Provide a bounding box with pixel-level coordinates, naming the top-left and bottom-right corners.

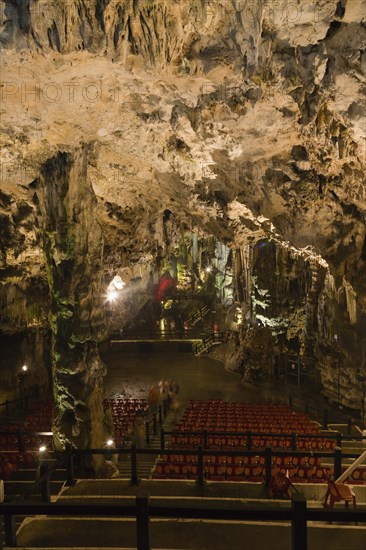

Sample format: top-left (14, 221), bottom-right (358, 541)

top-left (3, 452), bottom-right (67, 501)
top-left (195, 332), bottom-right (227, 355)
top-left (119, 407), bottom-right (183, 480)
top-left (188, 305), bottom-right (210, 326)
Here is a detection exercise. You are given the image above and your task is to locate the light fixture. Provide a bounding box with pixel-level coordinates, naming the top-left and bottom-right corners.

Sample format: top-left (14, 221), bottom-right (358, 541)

top-left (21, 365), bottom-right (28, 372)
top-left (106, 439), bottom-right (114, 447)
top-left (39, 445), bottom-right (46, 452)
top-left (107, 290), bottom-right (118, 302)
top-left (205, 266), bottom-right (211, 273)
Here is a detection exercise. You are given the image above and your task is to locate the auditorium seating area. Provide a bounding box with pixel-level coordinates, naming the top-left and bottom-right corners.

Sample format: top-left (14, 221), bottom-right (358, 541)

top-left (152, 399), bottom-right (341, 483)
top-left (103, 396), bottom-right (148, 446)
top-left (24, 400), bottom-right (53, 432)
top-left (0, 400), bottom-right (53, 479)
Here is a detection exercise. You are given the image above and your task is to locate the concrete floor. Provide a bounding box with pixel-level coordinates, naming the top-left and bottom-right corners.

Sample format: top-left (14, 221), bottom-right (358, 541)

top-left (100, 348), bottom-right (356, 427)
top-left (102, 349), bottom-right (300, 407)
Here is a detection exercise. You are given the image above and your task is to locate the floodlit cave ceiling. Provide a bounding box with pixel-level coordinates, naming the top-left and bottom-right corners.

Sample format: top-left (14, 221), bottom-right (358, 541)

top-left (0, 0), bottom-right (365, 449)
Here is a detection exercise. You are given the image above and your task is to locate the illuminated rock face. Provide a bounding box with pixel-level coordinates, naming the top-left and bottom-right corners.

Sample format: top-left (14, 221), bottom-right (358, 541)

top-left (0, 0), bottom-right (365, 436)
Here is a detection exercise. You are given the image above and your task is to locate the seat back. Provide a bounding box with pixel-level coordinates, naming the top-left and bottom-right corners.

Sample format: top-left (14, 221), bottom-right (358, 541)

top-left (324, 473), bottom-right (345, 500)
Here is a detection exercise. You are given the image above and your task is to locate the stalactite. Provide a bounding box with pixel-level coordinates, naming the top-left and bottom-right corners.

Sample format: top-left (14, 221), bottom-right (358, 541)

top-left (192, 233), bottom-right (198, 264)
top-left (343, 277), bottom-right (357, 325)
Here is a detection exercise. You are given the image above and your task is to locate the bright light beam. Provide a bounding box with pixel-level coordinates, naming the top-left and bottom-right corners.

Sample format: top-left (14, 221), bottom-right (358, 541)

top-left (107, 290), bottom-right (118, 302)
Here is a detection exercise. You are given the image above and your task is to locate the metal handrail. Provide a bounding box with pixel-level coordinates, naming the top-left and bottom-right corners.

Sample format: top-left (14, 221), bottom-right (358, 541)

top-left (1, 495), bottom-right (364, 550)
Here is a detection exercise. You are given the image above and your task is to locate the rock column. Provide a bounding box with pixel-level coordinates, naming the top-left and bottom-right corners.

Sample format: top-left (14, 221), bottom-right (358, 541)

top-left (35, 147), bottom-right (108, 456)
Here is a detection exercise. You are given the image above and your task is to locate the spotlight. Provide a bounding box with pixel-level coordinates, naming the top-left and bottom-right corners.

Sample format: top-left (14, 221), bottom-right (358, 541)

top-left (39, 445), bottom-right (46, 453)
top-left (106, 439), bottom-right (114, 447)
top-left (21, 365), bottom-right (28, 372)
top-left (205, 266), bottom-right (211, 273)
top-left (107, 290), bottom-right (118, 302)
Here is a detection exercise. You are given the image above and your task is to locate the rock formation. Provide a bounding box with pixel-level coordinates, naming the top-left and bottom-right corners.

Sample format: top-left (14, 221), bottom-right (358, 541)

top-left (0, 0), bottom-right (365, 446)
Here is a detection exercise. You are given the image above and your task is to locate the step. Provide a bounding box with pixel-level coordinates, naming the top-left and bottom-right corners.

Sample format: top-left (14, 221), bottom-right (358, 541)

top-left (10, 469), bottom-right (67, 482)
top-left (4, 480), bottom-right (65, 497)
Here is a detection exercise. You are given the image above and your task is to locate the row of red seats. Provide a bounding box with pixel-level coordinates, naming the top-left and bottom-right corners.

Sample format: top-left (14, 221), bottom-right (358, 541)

top-left (183, 408), bottom-right (309, 421)
top-left (158, 453), bottom-right (322, 467)
top-left (188, 399), bottom-right (291, 408)
top-left (103, 396), bottom-right (148, 446)
top-left (151, 462), bottom-right (337, 482)
top-left (169, 434), bottom-right (334, 451)
top-left (0, 435), bottom-right (53, 451)
top-left (27, 400), bottom-right (53, 412)
top-left (104, 398), bottom-right (147, 410)
top-left (176, 424), bottom-right (319, 433)
top-left (181, 412), bottom-right (310, 420)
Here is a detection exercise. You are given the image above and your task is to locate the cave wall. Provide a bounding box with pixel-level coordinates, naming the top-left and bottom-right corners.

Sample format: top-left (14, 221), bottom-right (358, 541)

top-left (0, 328), bottom-right (51, 403)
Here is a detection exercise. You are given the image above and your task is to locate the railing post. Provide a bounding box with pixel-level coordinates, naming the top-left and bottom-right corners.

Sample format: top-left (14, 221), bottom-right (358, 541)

top-left (323, 409), bottom-right (328, 429)
top-left (291, 493), bottom-right (307, 550)
top-left (4, 514), bottom-right (16, 547)
top-left (160, 429), bottom-right (165, 450)
top-left (19, 430), bottom-right (25, 452)
top-left (203, 430), bottom-right (208, 450)
top-left (264, 447), bottom-right (272, 487)
top-left (136, 490), bottom-right (150, 550)
top-left (163, 399), bottom-right (167, 417)
top-left (40, 464), bottom-right (50, 502)
top-left (131, 444), bottom-right (138, 485)
top-left (334, 446), bottom-right (342, 480)
top-left (66, 452), bottom-right (75, 486)
top-left (145, 421), bottom-right (150, 445)
top-left (158, 405), bottom-right (163, 425)
top-left (289, 396), bottom-right (293, 409)
top-left (305, 402), bottom-right (309, 414)
top-left (197, 446), bottom-right (204, 487)
top-left (153, 412), bottom-right (157, 434)
top-left (246, 431), bottom-right (252, 450)
top-left (347, 418), bottom-right (352, 435)
top-left (291, 432), bottom-right (297, 451)
top-left (336, 432), bottom-right (342, 448)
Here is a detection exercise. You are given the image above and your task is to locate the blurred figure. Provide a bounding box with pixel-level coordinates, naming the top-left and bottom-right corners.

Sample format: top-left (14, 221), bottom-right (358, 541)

top-left (148, 384), bottom-right (161, 411)
top-left (169, 380), bottom-right (180, 411)
top-left (159, 379), bottom-right (170, 400)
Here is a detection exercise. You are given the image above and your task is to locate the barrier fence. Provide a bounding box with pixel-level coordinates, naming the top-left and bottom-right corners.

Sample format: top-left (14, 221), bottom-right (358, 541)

top-left (15, 444), bottom-right (364, 502)
top-left (0, 492), bottom-right (364, 550)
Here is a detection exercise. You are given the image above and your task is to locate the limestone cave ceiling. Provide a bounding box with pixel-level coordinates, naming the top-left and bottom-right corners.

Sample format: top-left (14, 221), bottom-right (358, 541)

top-left (0, 1), bottom-right (365, 355)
